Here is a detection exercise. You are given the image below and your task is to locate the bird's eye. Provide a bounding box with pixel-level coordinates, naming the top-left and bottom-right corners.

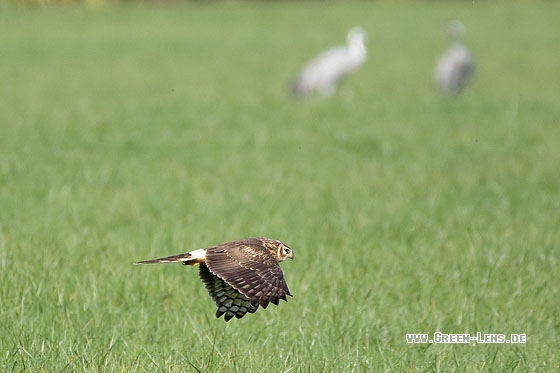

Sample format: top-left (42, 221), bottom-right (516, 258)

top-left (283, 247), bottom-right (292, 256)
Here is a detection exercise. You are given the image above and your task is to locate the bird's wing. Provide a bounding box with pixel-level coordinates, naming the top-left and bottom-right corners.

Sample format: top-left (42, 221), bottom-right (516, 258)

top-left (198, 264), bottom-right (258, 321)
top-left (205, 241), bottom-right (292, 309)
top-left (455, 48), bottom-right (475, 75)
top-left (298, 47), bottom-right (348, 79)
top-left (293, 44), bottom-right (365, 97)
top-left (436, 44), bottom-right (475, 94)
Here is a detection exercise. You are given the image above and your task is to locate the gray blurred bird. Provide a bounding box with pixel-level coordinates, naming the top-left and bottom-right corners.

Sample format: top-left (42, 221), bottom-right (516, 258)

top-left (291, 27), bottom-right (367, 97)
top-left (434, 20), bottom-right (475, 95)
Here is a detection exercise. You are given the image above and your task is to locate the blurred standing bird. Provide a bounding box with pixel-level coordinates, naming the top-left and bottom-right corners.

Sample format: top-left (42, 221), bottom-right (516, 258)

top-left (434, 20), bottom-right (475, 95)
top-left (136, 237), bottom-right (293, 322)
top-left (291, 27), bottom-right (367, 98)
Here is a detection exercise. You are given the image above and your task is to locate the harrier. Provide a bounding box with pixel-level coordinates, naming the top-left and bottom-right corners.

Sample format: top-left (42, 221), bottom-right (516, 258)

top-left (136, 237), bottom-right (293, 321)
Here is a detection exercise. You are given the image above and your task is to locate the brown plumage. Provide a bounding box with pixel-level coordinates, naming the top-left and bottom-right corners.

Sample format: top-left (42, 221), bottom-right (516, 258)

top-left (136, 237), bottom-right (293, 321)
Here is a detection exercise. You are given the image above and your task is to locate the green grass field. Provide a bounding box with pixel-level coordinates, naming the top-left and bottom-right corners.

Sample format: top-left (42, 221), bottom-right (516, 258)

top-left (1, 2), bottom-right (559, 371)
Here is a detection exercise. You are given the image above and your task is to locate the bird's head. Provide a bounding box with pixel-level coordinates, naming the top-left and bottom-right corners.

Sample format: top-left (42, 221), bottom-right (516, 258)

top-left (347, 26), bottom-right (366, 42)
top-left (446, 20), bottom-right (465, 41)
top-left (263, 238), bottom-right (294, 262)
top-left (347, 26), bottom-right (367, 57)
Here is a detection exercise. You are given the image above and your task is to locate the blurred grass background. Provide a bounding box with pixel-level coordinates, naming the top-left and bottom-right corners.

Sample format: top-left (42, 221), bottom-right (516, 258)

top-left (1, 1), bottom-right (559, 371)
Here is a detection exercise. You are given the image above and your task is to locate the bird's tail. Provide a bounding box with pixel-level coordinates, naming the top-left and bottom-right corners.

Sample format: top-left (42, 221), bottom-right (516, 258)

top-left (135, 248), bottom-right (206, 266)
top-left (290, 75), bottom-right (309, 98)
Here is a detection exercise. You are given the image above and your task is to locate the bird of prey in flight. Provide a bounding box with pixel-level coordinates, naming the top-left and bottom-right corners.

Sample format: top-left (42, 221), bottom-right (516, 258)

top-left (136, 237), bottom-right (293, 321)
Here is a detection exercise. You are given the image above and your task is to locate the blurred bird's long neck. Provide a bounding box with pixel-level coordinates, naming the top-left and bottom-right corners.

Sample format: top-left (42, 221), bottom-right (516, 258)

top-left (348, 40), bottom-right (366, 59)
